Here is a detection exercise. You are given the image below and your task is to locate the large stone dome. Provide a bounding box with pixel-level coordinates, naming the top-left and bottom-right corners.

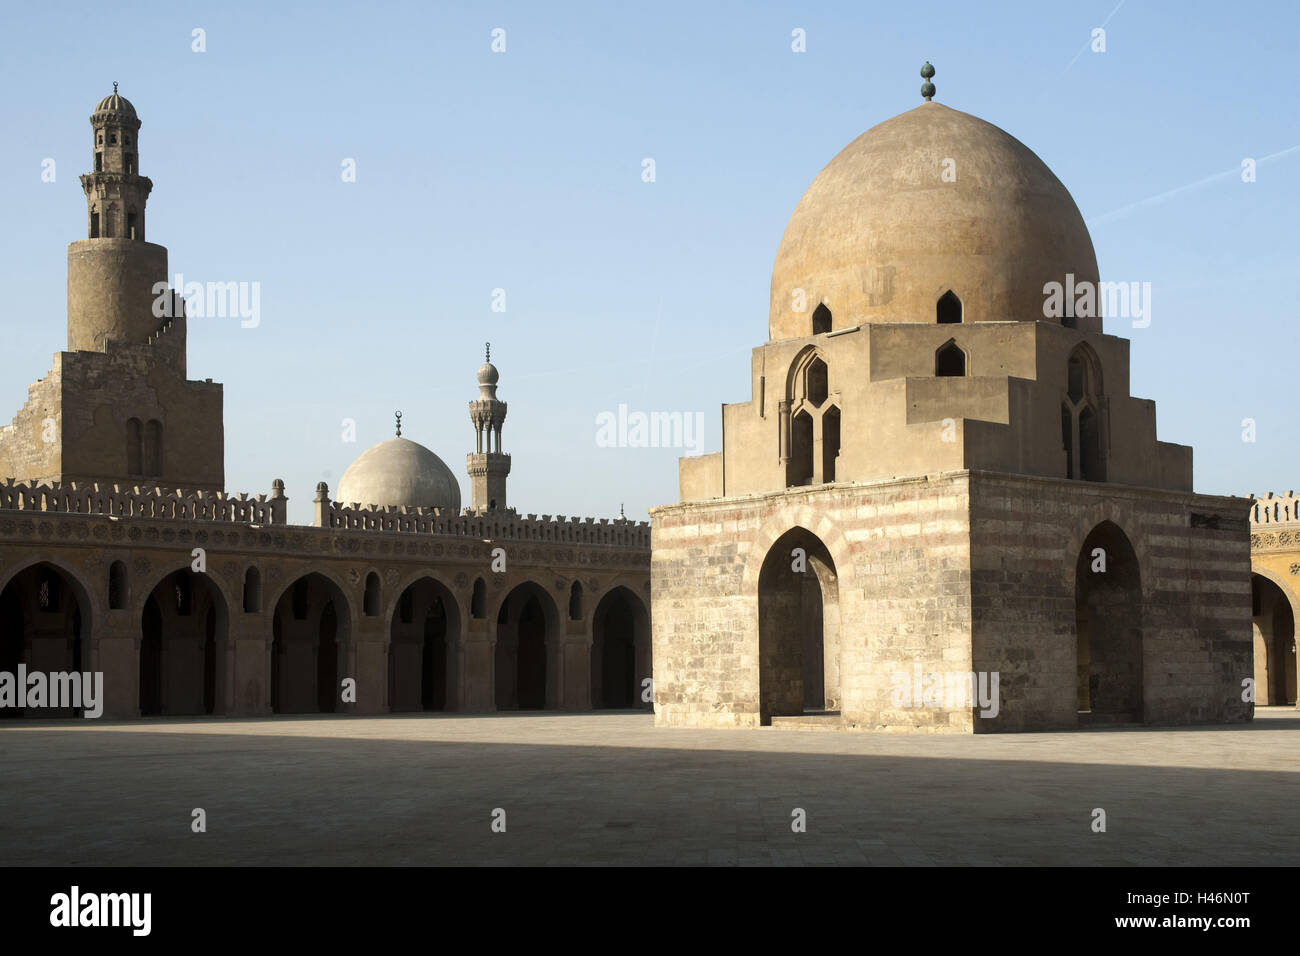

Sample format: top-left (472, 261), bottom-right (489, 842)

top-left (768, 101), bottom-right (1099, 339)
top-left (337, 437), bottom-right (462, 512)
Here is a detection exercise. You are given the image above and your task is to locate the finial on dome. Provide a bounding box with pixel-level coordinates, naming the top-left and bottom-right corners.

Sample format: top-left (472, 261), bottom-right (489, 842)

top-left (486, 341), bottom-right (491, 363)
top-left (619, 503), bottom-right (625, 520)
top-left (920, 61), bottom-right (935, 101)
top-left (395, 410), bottom-right (403, 437)
top-left (113, 81), bottom-right (118, 95)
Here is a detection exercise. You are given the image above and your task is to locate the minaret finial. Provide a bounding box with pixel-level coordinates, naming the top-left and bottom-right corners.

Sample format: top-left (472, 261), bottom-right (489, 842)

top-left (920, 62), bottom-right (935, 102)
top-left (113, 81), bottom-right (118, 95)
top-left (485, 341), bottom-right (491, 363)
top-left (395, 410), bottom-right (402, 437)
top-left (619, 503), bottom-right (626, 520)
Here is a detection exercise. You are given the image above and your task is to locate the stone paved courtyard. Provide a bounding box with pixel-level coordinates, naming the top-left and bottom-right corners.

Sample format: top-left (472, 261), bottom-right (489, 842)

top-left (1, 708), bottom-right (1296, 866)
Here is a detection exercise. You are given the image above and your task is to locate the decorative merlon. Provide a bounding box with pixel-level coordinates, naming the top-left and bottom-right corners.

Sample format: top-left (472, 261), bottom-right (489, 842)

top-left (0, 477), bottom-right (288, 525)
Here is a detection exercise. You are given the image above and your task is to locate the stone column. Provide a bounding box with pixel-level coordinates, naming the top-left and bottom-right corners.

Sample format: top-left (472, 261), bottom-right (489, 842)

top-left (460, 618), bottom-right (496, 711)
top-left (349, 615), bottom-right (388, 715)
top-left (230, 610), bottom-right (273, 716)
top-left (97, 610), bottom-right (140, 718)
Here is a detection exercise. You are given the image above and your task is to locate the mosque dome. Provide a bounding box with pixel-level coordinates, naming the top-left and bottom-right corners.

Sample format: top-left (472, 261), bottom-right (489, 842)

top-left (768, 100), bottom-right (1099, 339)
top-left (93, 89), bottom-right (138, 119)
top-left (477, 361), bottom-right (499, 387)
top-left (337, 436), bottom-right (462, 512)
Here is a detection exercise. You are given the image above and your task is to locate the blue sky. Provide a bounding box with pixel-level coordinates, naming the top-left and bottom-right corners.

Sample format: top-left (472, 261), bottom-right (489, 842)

top-left (1, 0), bottom-right (1297, 523)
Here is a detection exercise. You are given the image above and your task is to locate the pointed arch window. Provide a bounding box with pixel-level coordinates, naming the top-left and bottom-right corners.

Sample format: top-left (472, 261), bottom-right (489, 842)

top-left (1062, 345), bottom-right (1106, 481)
top-left (937, 290), bottom-right (962, 324)
top-left (935, 340), bottom-right (966, 376)
top-left (471, 577), bottom-right (487, 619)
top-left (782, 347), bottom-right (840, 487)
top-left (812, 303), bottom-right (832, 335)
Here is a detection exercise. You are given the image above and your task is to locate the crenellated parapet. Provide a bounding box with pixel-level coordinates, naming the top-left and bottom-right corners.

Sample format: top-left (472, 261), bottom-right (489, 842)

top-left (0, 477), bottom-right (287, 524)
top-left (314, 482), bottom-right (649, 547)
top-left (1249, 491), bottom-right (1300, 526)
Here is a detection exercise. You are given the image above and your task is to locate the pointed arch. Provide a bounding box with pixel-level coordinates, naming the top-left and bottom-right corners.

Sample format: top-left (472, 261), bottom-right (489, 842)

top-left (1075, 521), bottom-right (1143, 724)
top-left (758, 526), bottom-right (841, 723)
top-left (1063, 343), bottom-right (1106, 481)
top-left (108, 560), bottom-right (128, 610)
top-left (935, 339), bottom-right (966, 377)
top-left (568, 581), bottom-right (583, 621)
top-left (363, 571), bottom-right (381, 617)
top-left (937, 290), bottom-right (962, 324)
top-left (242, 567), bottom-right (262, 613)
top-left (591, 587), bottom-right (651, 709)
top-left (811, 303), bottom-right (832, 335)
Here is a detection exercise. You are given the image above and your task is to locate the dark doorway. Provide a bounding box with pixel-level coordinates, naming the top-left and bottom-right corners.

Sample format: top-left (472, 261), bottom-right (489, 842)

top-left (516, 597), bottom-right (547, 710)
top-left (1076, 521), bottom-right (1143, 724)
top-left (757, 528), bottom-right (840, 723)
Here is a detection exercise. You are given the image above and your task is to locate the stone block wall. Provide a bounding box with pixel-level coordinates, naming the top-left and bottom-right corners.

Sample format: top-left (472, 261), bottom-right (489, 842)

top-left (652, 470), bottom-right (1254, 734)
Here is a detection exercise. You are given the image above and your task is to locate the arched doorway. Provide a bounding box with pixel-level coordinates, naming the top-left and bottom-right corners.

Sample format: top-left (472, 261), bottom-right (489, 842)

top-left (138, 569), bottom-right (228, 716)
top-left (389, 577), bottom-right (460, 712)
top-left (271, 573), bottom-right (351, 714)
top-left (591, 587), bottom-right (651, 709)
top-left (495, 582), bottom-right (558, 711)
top-left (1251, 574), bottom-right (1298, 706)
top-left (1076, 521), bottom-right (1143, 724)
top-left (0, 563), bottom-right (89, 718)
top-left (757, 527), bottom-right (841, 724)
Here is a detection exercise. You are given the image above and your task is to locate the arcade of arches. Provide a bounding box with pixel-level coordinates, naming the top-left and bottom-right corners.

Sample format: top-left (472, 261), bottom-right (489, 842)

top-left (0, 547), bottom-right (651, 718)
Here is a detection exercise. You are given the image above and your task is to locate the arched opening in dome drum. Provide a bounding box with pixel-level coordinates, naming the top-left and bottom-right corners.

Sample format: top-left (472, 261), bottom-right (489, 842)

top-left (811, 303), bottom-right (832, 335)
top-left (935, 341), bottom-right (966, 376)
top-left (495, 582), bottom-right (557, 710)
top-left (0, 563), bottom-right (89, 718)
top-left (1076, 522), bottom-right (1143, 725)
top-left (139, 569), bottom-right (227, 716)
top-left (1251, 575), bottom-right (1298, 706)
top-left (591, 587), bottom-right (651, 709)
top-left (758, 527), bottom-right (841, 723)
top-left (788, 411), bottom-right (814, 486)
top-left (388, 578), bottom-right (457, 712)
top-left (937, 290), bottom-right (962, 324)
top-left (271, 573), bottom-right (348, 714)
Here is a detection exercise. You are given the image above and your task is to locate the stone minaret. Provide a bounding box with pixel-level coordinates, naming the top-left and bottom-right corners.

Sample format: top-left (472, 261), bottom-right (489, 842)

top-left (68, 85), bottom-right (184, 363)
top-left (0, 87), bottom-right (224, 491)
top-left (467, 344), bottom-right (511, 511)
